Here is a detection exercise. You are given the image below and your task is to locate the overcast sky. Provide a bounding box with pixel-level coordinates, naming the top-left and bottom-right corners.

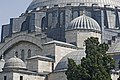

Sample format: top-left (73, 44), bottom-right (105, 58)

top-left (0, 0), bottom-right (32, 30)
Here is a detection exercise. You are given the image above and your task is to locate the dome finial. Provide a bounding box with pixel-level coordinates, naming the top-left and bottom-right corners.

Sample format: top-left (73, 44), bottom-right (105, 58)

top-left (1, 51), bottom-right (4, 60)
top-left (0, 54), bottom-right (5, 61)
top-left (1, 55), bottom-right (4, 59)
top-left (82, 10), bottom-right (86, 15)
top-left (13, 50), bottom-right (16, 58)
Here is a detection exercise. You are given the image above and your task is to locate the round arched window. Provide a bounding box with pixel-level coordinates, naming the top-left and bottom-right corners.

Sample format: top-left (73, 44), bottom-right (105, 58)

top-left (15, 51), bottom-right (18, 57)
top-left (28, 49), bottom-right (31, 58)
top-left (21, 49), bottom-right (25, 61)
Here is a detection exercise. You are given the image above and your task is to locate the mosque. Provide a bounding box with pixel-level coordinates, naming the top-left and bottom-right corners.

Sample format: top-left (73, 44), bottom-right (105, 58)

top-left (1, 0), bottom-right (120, 80)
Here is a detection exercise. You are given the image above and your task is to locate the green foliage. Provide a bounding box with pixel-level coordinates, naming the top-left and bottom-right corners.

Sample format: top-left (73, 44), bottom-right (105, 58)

top-left (65, 37), bottom-right (115, 80)
top-left (65, 58), bottom-right (78, 80)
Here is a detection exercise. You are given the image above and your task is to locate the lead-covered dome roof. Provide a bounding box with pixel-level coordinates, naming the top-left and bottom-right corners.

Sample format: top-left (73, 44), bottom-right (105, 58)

top-left (4, 56), bottom-right (26, 69)
top-left (67, 14), bottom-right (101, 32)
top-left (55, 50), bottom-right (86, 71)
top-left (27, 0), bottom-right (120, 11)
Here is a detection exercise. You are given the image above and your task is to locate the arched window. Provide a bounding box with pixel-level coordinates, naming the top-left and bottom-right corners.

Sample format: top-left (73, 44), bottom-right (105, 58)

top-left (28, 49), bottom-right (31, 58)
top-left (41, 17), bottom-right (47, 31)
top-left (21, 49), bottom-right (25, 61)
top-left (4, 76), bottom-right (7, 80)
top-left (48, 13), bottom-right (52, 28)
top-left (20, 76), bottom-right (23, 80)
top-left (60, 12), bottom-right (64, 27)
top-left (52, 12), bottom-right (57, 28)
top-left (73, 11), bottom-right (79, 19)
top-left (15, 51), bottom-right (18, 57)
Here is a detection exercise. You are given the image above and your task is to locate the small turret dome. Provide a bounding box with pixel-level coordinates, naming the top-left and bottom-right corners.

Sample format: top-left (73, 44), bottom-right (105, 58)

top-left (67, 14), bottom-right (101, 32)
top-left (4, 56), bottom-right (26, 69)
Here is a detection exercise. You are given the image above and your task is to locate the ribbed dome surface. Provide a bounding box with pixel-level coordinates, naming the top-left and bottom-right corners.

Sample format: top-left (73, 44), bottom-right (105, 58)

top-left (27, 0), bottom-right (120, 11)
top-left (67, 14), bottom-right (101, 32)
top-left (4, 57), bottom-right (26, 69)
top-left (55, 50), bottom-right (86, 71)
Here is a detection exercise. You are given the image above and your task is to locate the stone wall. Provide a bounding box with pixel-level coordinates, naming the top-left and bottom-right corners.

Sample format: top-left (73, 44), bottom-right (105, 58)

top-left (42, 43), bottom-right (55, 57)
top-left (27, 59), bottom-right (38, 72)
top-left (42, 42), bottom-right (77, 69)
top-left (13, 72), bottom-right (45, 80)
top-left (12, 16), bottom-right (26, 33)
top-left (4, 41), bottom-right (42, 61)
top-left (65, 30), bottom-right (77, 45)
top-left (0, 71), bottom-right (45, 80)
top-left (0, 72), bottom-right (13, 80)
top-left (77, 31), bottom-right (101, 48)
top-left (48, 71), bottom-right (67, 80)
top-left (38, 60), bottom-right (52, 72)
top-left (66, 30), bottom-right (101, 48)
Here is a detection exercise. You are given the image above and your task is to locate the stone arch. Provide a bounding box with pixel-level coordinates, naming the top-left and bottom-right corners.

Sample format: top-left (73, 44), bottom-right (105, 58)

top-left (0, 34), bottom-right (42, 55)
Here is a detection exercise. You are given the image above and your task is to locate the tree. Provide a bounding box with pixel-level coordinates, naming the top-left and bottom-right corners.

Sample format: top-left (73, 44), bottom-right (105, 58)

top-left (65, 37), bottom-right (115, 80)
top-left (65, 58), bottom-right (78, 80)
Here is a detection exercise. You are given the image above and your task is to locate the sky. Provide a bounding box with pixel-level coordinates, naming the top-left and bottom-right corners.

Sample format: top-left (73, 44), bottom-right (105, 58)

top-left (0, 0), bottom-right (32, 30)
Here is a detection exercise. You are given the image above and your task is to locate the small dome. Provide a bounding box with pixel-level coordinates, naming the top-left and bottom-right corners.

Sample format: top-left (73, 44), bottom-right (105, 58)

top-left (4, 57), bottom-right (26, 69)
top-left (55, 50), bottom-right (86, 71)
top-left (67, 14), bottom-right (101, 32)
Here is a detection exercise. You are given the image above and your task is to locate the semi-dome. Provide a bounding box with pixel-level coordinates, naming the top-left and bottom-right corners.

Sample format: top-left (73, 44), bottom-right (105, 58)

top-left (67, 14), bottom-right (101, 32)
top-left (4, 56), bottom-right (26, 69)
top-left (27, 0), bottom-right (120, 11)
top-left (55, 50), bottom-right (86, 71)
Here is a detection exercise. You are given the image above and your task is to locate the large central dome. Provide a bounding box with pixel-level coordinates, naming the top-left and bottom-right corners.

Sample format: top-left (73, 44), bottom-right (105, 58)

top-left (27, 0), bottom-right (120, 11)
